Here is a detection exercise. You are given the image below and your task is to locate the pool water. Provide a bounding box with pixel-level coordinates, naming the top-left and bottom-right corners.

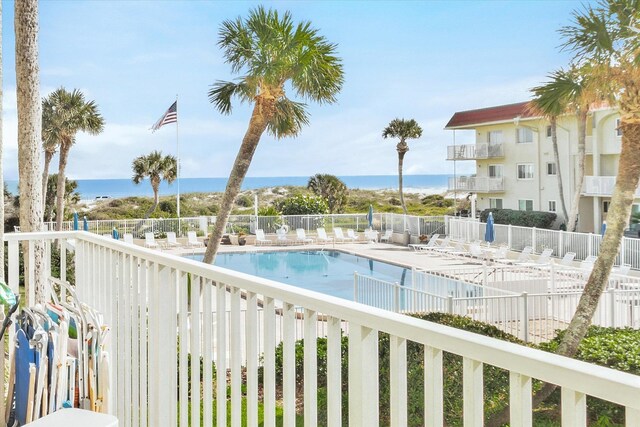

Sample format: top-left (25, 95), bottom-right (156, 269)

top-left (187, 250), bottom-right (412, 300)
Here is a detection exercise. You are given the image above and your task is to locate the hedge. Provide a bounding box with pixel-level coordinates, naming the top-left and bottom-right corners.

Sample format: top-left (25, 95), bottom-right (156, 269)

top-left (480, 208), bottom-right (557, 229)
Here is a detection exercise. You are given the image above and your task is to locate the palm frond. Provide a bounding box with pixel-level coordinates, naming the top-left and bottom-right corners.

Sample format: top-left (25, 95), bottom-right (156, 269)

top-left (266, 98), bottom-right (309, 139)
top-left (382, 118), bottom-right (423, 141)
top-left (560, 3), bottom-right (617, 62)
top-left (208, 80), bottom-right (255, 114)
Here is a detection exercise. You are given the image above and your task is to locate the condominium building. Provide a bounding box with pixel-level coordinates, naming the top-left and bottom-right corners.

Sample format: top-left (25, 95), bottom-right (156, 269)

top-left (445, 102), bottom-right (640, 233)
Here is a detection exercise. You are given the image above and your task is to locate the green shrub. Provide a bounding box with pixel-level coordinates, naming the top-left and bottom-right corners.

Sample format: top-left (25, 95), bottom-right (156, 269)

top-left (276, 195), bottom-right (329, 215)
top-left (480, 208), bottom-right (557, 229)
top-left (235, 194), bottom-right (253, 208)
top-left (422, 194), bottom-right (454, 208)
top-left (158, 200), bottom-right (176, 214)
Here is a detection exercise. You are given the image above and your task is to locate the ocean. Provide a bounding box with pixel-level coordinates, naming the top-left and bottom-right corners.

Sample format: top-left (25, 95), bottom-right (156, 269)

top-left (6, 174), bottom-right (450, 200)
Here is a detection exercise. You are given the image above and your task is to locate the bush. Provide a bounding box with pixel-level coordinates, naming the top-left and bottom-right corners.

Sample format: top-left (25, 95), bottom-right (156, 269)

top-left (158, 200), bottom-right (176, 214)
top-left (276, 195), bottom-right (329, 215)
top-left (480, 208), bottom-right (557, 229)
top-left (235, 194), bottom-right (253, 208)
top-left (422, 194), bottom-right (454, 208)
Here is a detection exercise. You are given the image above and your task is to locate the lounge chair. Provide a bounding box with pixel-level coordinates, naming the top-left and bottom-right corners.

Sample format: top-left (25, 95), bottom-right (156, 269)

top-left (364, 228), bottom-right (378, 242)
top-left (518, 248), bottom-right (553, 267)
top-left (316, 228), bottom-right (333, 244)
top-left (295, 228), bottom-right (314, 245)
top-left (186, 231), bottom-right (204, 248)
top-left (614, 264), bottom-right (632, 276)
top-left (276, 228), bottom-right (292, 245)
top-left (346, 229), bottom-right (362, 242)
top-left (429, 237), bottom-right (453, 253)
top-left (144, 232), bottom-right (160, 249)
top-left (558, 252), bottom-right (576, 267)
top-left (333, 227), bottom-right (351, 243)
top-left (123, 233), bottom-right (134, 245)
top-left (255, 229), bottom-right (273, 246)
top-left (380, 229), bottom-right (393, 243)
top-left (409, 234), bottom-right (439, 251)
top-left (580, 255), bottom-right (597, 271)
top-left (164, 232), bottom-right (182, 249)
top-left (499, 246), bottom-right (533, 264)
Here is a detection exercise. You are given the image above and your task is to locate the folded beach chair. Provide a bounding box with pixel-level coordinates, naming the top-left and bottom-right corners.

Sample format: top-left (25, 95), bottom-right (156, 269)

top-left (409, 234), bottom-right (439, 251)
top-left (255, 229), bottom-right (273, 246)
top-left (316, 228), bottom-right (333, 244)
top-left (379, 229), bottom-right (393, 243)
top-left (164, 232), bottom-right (182, 249)
top-left (346, 229), bottom-right (361, 242)
top-left (123, 233), bottom-right (134, 245)
top-left (295, 228), bottom-right (314, 245)
top-left (333, 227), bottom-right (351, 243)
top-left (144, 232), bottom-right (160, 249)
top-left (186, 231), bottom-right (204, 248)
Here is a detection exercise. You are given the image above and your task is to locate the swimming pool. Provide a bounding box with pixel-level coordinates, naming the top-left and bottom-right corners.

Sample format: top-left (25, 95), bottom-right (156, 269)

top-left (187, 250), bottom-right (412, 300)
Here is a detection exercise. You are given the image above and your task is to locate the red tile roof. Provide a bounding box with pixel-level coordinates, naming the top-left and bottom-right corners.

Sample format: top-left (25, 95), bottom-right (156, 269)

top-left (445, 102), bottom-right (538, 129)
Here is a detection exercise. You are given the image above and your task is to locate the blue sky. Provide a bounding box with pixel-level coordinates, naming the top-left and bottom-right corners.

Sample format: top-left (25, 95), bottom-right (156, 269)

top-left (2, 0), bottom-right (581, 180)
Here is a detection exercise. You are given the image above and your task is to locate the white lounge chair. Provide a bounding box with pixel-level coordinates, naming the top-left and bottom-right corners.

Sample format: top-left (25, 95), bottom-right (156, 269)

top-left (429, 237), bottom-right (452, 253)
top-left (380, 229), bottom-right (393, 243)
top-left (144, 232), bottom-right (160, 249)
top-left (123, 233), bottom-right (134, 245)
top-left (614, 264), bottom-right (632, 276)
top-left (186, 231), bottom-right (204, 248)
top-left (316, 228), bottom-right (333, 244)
top-left (364, 228), bottom-right (378, 242)
top-left (295, 228), bottom-right (314, 245)
top-left (333, 227), bottom-right (350, 243)
top-left (409, 234), bottom-right (439, 251)
top-left (519, 248), bottom-right (553, 267)
top-left (346, 229), bottom-right (361, 242)
top-left (255, 229), bottom-right (273, 246)
top-left (276, 228), bottom-right (292, 245)
top-left (164, 232), bottom-right (182, 249)
top-left (558, 252), bottom-right (576, 267)
top-left (499, 246), bottom-right (533, 264)
top-left (580, 255), bottom-right (597, 271)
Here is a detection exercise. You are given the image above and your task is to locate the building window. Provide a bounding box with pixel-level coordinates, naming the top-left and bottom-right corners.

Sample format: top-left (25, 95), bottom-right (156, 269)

top-left (488, 164), bottom-right (503, 178)
top-left (616, 118), bottom-right (623, 137)
top-left (517, 127), bottom-right (533, 143)
top-left (549, 200), bottom-right (557, 212)
top-left (519, 199), bottom-right (534, 211)
top-left (487, 130), bottom-right (503, 144)
top-left (604, 201), bottom-right (610, 213)
top-left (490, 198), bottom-right (503, 209)
top-left (547, 162), bottom-right (557, 176)
top-left (546, 125), bottom-right (552, 138)
top-left (517, 163), bottom-right (534, 179)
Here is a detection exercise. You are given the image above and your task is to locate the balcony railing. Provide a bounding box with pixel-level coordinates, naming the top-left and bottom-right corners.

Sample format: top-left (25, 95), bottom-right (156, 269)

top-left (448, 176), bottom-right (505, 193)
top-left (6, 231), bottom-right (640, 426)
top-left (582, 176), bottom-right (640, 197)
top-left (446, 142), bottom-right (504, 160)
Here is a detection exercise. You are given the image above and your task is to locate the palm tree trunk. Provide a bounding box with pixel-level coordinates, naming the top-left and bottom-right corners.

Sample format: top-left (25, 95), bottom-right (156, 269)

top-left (397, 141), bottom-right (409, 215)
top-left (42, 148), bottom-right (53, 208)
top-left (550, 117), bottom-right (569, 223)
top-left (15, 0), bottom-right (44, 302)
top-left (203, 96), bottom-right (275, 264)
top-left (55, 143), bottom-right (70, 231)
top-left (567, 109), bottom-right (588, 232)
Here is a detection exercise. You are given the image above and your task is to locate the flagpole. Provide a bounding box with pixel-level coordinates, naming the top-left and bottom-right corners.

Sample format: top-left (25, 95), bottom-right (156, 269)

top-left (176, 94), bottom-right (181, 220)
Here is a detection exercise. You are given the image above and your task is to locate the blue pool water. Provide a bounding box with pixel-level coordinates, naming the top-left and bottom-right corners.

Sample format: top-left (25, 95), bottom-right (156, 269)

top-left (187, 250), bottom-right (412, 300)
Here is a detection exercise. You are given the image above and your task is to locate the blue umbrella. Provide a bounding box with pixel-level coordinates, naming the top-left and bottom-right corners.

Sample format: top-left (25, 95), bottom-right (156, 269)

top-left (73, 211), bottom-right (79, 231)
top-left (83, 216), bottom-right (89, 231)
top-left (367, 204), bottom-right (374, 228)
top-left (485, 212), bottom-right (495, 243)
top-left (601, 221), bottom-right (607, 236)
top-left (112, 227), bottom-right (119, 240)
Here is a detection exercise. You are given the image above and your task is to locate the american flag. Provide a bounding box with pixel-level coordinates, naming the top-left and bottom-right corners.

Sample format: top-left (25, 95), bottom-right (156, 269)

top-left (151, 101), bottom-right (178, 132)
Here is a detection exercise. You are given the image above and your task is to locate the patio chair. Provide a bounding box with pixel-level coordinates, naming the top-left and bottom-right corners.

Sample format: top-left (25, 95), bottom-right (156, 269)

top-left (613, 263), bottom-right (632, 276)
top-left (255, 229), bottom-right (273, 246)
top-left (580, 255), bottom-right (597, 271)
top-left (364, 228), bottom-right (379, 243)
top-left (409, 234), bottom-right (439, 251)
top-left (276, 228), bottom-right (293, 245)
top-left (559, 252), bottom-right (576, 267)
top-left (316, 228), bottom-right (334, 244)
top-left (380, 229), bottom-right (393, 243)
top-left (333, 227), bottom-right (351, 243)
top-left (295, 228), bottom-right (314, 245)
top-left (347, 229), bottom-right (362, 242)
top-left (519, 248), bottom-right (553, 267)
top-left (123, 233), bottom-right (134, 245)
top-left (429, 237), bottom-right (453, 253)
top-left (437, 240), bottom-right (467, 258)
top-left (144, 232), bottom-right (160, 249)
top-left (186, 231), bottom-right (204, 248)
top-left (467, 243), bottom-right (489, 260)
top-left (164, 232), bottom-right (182, 249)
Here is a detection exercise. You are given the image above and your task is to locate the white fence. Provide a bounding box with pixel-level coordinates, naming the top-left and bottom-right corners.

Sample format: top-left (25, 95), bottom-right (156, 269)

top-left (6, 231), bottom-right (640, 426)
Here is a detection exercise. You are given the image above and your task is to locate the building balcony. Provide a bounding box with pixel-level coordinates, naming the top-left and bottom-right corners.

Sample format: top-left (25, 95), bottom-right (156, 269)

top-left (446, 142), bottom-right (504, 160)
top-left (582, 175), bottom-right (640, 197)
top-left (448, 176), bottom-right (505, 193)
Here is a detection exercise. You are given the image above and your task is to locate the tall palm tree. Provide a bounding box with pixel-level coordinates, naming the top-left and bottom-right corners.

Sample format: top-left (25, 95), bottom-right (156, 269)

top-left (530, 69), bottom-right (574, 224)
top-left (202, 7), bottom-right (344, 264)
top-left (41, 96), bottom-right (60, 207)
top-left (46, 88), bottom-right (104, 231)
top-left (15, 0), bottom-right (44, 301)
top-left (132, 151), bottom-right (178, 218)
top-left (382, 118), bottom-right (423, 215)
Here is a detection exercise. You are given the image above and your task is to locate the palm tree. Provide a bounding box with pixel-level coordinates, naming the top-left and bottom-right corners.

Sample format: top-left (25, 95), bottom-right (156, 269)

top-left (307, 174), bottom-right (348, 213)
top-left (530, 69), bottom-right (574, 224)
top-left (15, 0), bottom-right (45, 301)
top-left (132, 151), bottom-right (178, 219)
top-left (41, 96), bottom-right (60, 207)
top-left (45, 88), bottom-right (104, 231)
top-left (382, 118), bottom-right (423, 215)
top-left (202, 7), bottom-right (344, 264)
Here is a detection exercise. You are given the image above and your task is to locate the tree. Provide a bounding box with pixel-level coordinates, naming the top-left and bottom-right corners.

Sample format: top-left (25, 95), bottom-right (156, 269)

top-left (132, 151), bottom-right (177, 219)
top-left (307, 174), bottom-right (348, 213)
top-left (530, 70), bottom-right (573, 224)
top-left (382, 119), bottom-right (423, 215)
top-left (41, 95), bottom-right (60, 207)
top-left (202, 7), bottom-right (344, 264)
top-left (44, 88), bottom-right (104, 231)
top-left (44, 174), bottom-right (80, 222)
top-left (15, 0), bottom-right (45, 301)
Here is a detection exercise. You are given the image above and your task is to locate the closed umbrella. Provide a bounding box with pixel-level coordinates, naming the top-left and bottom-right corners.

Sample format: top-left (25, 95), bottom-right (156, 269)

top-left (112, 227), bottom-right (119, 240)
top-left (601, 221), bottom-right (607, 236)
top-left (485, 212), bottom-right (495, 244)
top-left (83, 216), bottom-right (89, 232)
top-left (367, 205), bottom-right (374, 229)
top-left (73, 212), bottom-right (79, 231)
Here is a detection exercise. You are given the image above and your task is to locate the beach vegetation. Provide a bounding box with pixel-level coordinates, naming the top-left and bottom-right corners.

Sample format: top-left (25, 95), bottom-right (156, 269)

top-left (131, 150), bottom-right (178, 219)
top-left (276, 194), bottom-right (328, 215)
top-left (307, 174), bottom-right (348, 213)
top-left (202, 6), bottom-right (344, 264)
top-left (42, 88), bottom-right (104, 231)
top-left (43, 174), bottom-right (80, 222)
top-left (480, 208), bottom-right (557, 229)
top-left (382, 118), bottom-right (423, 215)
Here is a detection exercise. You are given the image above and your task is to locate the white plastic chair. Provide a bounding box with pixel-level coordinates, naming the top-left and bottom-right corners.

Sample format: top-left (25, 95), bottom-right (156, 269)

top-left (187, 231), bottom-right (204, 248)
top-left (275, 228), bottom-right (292, 245)
top-left (144, 232), bottom-right (159, 249)
top-left (255, 229), bottom-right (273, 246)
top-left (316, 228), bottom-right (333, 244)
top-left (164, 232), bottom-right (182, 249)
top-left (123, 233), bottom-right (134, 245)
top-left (333, 227), bottom-right (350, 243)
top-left (296, 228), bottom-right (314, 245)
top-left (380, 229), bottom-right (393, 243)
top-left (346, 229), bottom-right (361, 242)
top-left (409, 234), bottom-right (439, 251)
